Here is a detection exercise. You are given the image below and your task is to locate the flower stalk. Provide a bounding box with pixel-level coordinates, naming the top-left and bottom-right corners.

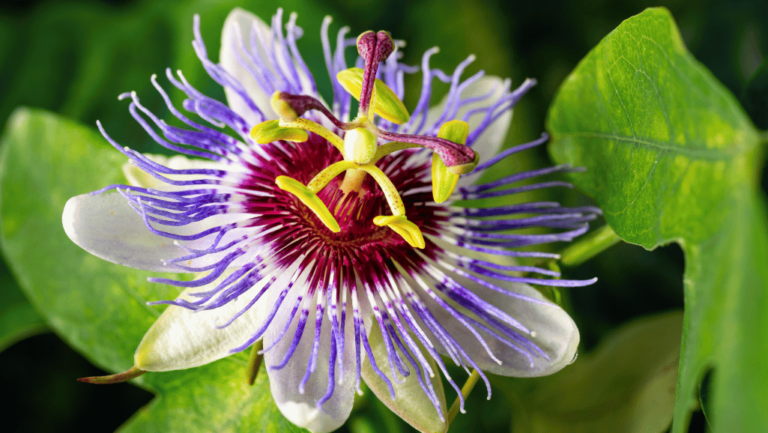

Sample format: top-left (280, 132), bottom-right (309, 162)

top-left (246, 339), bottom-right (265, 386)
top-left (77, 366), bottom-right (146, 385)
top-left (447, 370), bottom-right (481, 425)
top-left (559, 224), bottom-right (621, 267)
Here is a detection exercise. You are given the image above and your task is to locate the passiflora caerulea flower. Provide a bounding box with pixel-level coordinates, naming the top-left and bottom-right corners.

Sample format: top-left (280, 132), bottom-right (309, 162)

top-left (62, 8), bottom-right (598, 433)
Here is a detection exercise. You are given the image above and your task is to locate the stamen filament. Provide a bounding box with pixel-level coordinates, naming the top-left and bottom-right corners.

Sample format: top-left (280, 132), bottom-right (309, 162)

top-left (356, 164), bottom-right (405, 217)
top-left (373, 215), bottom-right (426, 249)
top-left (276, 176), bottom-right (341, 233)
top-left (279, 118), bottom-right (346, 156)
top-left (308, 161), bottom-right (358, 193)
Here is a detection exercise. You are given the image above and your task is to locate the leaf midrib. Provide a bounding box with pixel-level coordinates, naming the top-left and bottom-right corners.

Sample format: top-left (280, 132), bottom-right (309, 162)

top-left (555, 131), bottom-right (753, 161)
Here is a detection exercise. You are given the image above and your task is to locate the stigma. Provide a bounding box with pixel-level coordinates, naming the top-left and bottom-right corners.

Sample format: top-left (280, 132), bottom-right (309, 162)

top-left (250, 30), bottom-right (479, 248)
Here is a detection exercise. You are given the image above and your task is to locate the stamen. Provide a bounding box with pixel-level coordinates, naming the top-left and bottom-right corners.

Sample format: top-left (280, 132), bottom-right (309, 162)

top-left (374, 215), bottom-right (426, 249)
top-left (307, 161), bottom-right (357, 192)
top-left (277, 118), bottom-right (346, 156)
top-left (250, 119), bottom-right (308, 144)
top-left (354, 165), bottom-right (406, 216)
top-left (275, 176), bottom-right (341, 233)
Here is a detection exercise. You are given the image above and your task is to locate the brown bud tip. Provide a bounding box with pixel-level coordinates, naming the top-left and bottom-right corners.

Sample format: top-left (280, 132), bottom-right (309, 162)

top-left (78, 366), bottom-right (146, 385)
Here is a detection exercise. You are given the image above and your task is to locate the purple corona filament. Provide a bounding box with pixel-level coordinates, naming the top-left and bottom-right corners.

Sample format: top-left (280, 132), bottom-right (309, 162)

top-left (65, 8), bottom-right (599, 432)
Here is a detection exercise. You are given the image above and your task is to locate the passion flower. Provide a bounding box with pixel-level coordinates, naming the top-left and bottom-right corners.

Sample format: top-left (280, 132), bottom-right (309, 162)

top-left (63, 8), bottom-right (598, 433)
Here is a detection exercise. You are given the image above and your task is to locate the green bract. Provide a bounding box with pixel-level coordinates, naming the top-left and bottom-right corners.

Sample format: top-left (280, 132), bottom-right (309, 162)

top-left (548, 8), bottom-right (768, 432)
top-left (0, 109), bottom-right (309, 433)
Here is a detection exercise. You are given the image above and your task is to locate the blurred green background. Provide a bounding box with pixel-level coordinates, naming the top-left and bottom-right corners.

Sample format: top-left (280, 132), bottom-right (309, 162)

top-left (0, 0), bottom-right (765, 432)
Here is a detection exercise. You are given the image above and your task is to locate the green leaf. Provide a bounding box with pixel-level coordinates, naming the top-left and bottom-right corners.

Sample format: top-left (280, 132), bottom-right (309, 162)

top-left (507, 311), bottom-right (683, 433)
top-left (0, 260), bottom-right (47, 351)
top-left (547, 8), bottom-right (767, 433)
top-left (0, 108), bottom-right (307, 432)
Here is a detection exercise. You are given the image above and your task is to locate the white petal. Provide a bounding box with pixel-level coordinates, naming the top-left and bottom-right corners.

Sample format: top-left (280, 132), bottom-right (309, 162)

top-left (417, 244), bottom-right (578, 377)
top-left (63, 192), bottom-right (193, 272)
top-left (220, 8), bottom-right (321, 128)
top-left (123, 154), bottom-right (231, 190)
top-left (134, 271), bottom-right (280, 371)
top-left (220, 8), bottom-right (274, 124)
top-left (425, 76), bottom-right (512, 186)
top-left (263, 282), bottom-right (359, 433)
top-left (220, 8), bottom-right (275, 126)
top-left (477, 281), bottom-right (578, 376)
top-left (63, 191), bottom-right (252, 272)
top-left (424, 278), bottom-right (577, 377)
top-left (362, 326), bottom-right (448, 433)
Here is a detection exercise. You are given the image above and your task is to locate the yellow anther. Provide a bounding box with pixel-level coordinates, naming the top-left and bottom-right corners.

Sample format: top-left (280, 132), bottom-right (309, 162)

top-left (336, 68), bottom-right (410, 124)
top-left (250, 120), bottom-right (308, 144)
top-left (432, 120), bottom-right (470, 203)
top-left (344, 128), bottom-right (378, 164)
top-left (275, 176), bottom-right (340, 233)
top-left (307, 161), bottom-right (358, 193)
top-left (270, 92), bottom-right (299, 121)
top-left (373, 215), bottom-right (426, 249)
top-left (278, 118), bottom-right (346, 157)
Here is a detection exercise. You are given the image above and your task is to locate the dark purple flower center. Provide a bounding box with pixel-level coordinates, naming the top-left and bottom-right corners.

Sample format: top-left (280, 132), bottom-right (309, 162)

top-left (237, 134), bottom-right (446, 280)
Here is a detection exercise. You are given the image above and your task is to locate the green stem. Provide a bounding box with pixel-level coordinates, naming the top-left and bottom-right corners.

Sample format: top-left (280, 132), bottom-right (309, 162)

top-left (245, 339), bottom-right (264, 385)
top-left (761, 130), bottom-right (768, 146)
top-left (447, 369), bottom-right (480, 425)
top-left (559, 224), bottom-right (621, 267)
top-left (78, 366), bottom-right (146, 385)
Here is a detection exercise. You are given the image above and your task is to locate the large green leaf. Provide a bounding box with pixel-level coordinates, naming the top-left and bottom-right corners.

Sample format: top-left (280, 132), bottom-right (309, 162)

top-left (0, 108), bottom-right (307, 432)
top-left (508, 311), bottom-right (683, 433)
top-left (547, 8), bottom-right (768, 432)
